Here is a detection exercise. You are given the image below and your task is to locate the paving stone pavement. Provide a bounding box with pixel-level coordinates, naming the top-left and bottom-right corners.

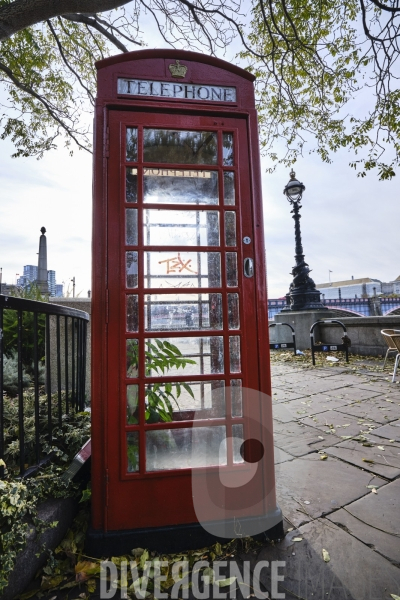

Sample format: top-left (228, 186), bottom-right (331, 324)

top-left (17, 358), bottom-right (400, 600)
top-left (263, 358), bottom-right (400, 599)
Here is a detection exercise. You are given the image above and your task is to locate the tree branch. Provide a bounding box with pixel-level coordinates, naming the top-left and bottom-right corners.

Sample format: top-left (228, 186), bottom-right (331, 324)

top-left (0, 59), bottom-right (91, 153)
top-left (46, 19), bottom-right (95, 104)
top-left (62, 13), bottom-right (137, 52)
top-left (0, 0), bottom-right (132, 41)
top-left (368, 0), bottom-right (400, 13)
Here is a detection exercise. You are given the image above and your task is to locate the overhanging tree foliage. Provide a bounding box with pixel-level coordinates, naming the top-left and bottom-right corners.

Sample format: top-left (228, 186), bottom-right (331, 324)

top-left (0, 0), bottom-right (240, 157)
top-left (241, 0), bottom-right (400, 179)
top-left (0, 0), bottom-right (399, 178)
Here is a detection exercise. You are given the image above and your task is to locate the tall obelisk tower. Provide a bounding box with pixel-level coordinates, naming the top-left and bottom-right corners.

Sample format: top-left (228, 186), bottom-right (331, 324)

top-left (37, 226), bottom-right (49, 294)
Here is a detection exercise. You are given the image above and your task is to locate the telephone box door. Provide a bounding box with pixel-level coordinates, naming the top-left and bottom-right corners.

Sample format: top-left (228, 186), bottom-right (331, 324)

top-left (102, 109), bottom-right (275, 533)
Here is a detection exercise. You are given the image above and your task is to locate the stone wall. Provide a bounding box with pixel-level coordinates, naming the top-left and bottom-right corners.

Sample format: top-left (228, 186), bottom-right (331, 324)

top-left (315, 315), bottom-right (400, 357)
top-left (49, 298), bottom-right (91, 400)
top-left (271, 312), bottom-right (400, 356)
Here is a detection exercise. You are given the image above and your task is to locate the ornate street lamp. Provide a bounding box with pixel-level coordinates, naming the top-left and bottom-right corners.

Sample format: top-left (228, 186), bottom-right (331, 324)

top-left (282, 170), bottom-right (325, 311)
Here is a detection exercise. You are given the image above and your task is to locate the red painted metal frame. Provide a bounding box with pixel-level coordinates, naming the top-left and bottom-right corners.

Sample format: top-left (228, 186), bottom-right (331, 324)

top-left (92, 50), bottom-right (275, 533)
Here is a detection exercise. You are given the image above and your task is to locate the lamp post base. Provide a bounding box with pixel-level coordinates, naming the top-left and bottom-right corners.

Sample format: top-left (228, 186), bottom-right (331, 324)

top-left (281, 288), bottom-right (325, 312)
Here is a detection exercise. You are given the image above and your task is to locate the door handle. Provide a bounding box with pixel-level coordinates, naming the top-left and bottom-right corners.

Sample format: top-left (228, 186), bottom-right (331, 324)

top-left (244, 257), bottom-right (254, 278)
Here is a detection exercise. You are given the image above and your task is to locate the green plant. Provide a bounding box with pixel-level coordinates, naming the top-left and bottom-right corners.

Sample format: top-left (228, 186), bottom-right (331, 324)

top-left (1, 390), bottom-right (91, 475)
top-left (0, 397), bottom-right (90, 594)
top-left (126, 339), bottom-right (196, 423)
top-left (2, 351), bottom-right (31, 396)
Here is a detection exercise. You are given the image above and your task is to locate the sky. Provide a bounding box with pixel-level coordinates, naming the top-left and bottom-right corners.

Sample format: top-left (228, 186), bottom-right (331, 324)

top-left (0, 16), bottom-right (399, 299)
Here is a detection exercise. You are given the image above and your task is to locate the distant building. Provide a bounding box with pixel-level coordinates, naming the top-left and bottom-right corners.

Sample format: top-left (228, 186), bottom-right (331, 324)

top-left (55, 283), bottom-right (64, 297)
top-left (382, 276), bottom-right (400, 296)
top-left (24, 265), bottom-right (38, 283)
top-left (0, 283), bottom-right (13, 296)
top-left (316, 277), bottom-right (382, 299)
top-left (47, 270), bottom-right (56, 296)
top-left (17, 265), bottom-right (38, 289)
top-left (16, 275), bottom-right (28, 288)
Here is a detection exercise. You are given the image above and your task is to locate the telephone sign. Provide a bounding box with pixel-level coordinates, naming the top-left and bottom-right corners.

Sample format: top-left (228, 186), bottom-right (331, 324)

top-left (89, 49), bottom-right (282, 555)
top-left (118, 78), bottom-right (237, 102)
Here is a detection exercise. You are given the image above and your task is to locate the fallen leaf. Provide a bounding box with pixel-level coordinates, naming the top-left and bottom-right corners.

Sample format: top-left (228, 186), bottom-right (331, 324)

top-left (41, 575), bottom-right (65, 590)
top-left (366, 485), bottom-right (378, 489)
top-left (372, 488), bottom-right (378, 494)
top-left (216, 577), bottom-right (237, 587)
top-left (389, 439), bottom-right (395, 443)
top-left (287, 527), bottom-right (294, 532)
top-left (362, 458), bottom-right (375, 464)
top-left (320, 454), bottom-right (328, 460)
top-left (140, 549), bottom-right (150, 570)
top-left (377, 446), bottom-right (385, 450)
top-left (59, 582), bottom-right (80, 591)
top-left (202, 567), bottom-right (215, 585)
top-left (304, 501), bottom-right (310, 505)
top-left (322, 549), bottom-right (330, 562)
top-left (318, 436), bottom-right (324, 440)
top-left (390, 595), bottom-right (400, 600)
top-left (292, 537), bottom-right (303, 542)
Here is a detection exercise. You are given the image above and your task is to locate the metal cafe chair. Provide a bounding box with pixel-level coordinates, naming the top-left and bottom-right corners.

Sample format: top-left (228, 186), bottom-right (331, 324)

top-left (381, 329), bottom-right (400, 382)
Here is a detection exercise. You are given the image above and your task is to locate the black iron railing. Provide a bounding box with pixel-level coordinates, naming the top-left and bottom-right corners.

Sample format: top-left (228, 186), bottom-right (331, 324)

top-left (0, 295), bottom-right (89, 477)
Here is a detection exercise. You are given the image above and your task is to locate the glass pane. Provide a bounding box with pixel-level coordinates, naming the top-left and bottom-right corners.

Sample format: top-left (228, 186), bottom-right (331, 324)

top-left (145, 293), bottom-right (223, 331)
top-left (126, 128), bottom-right (138, 161)
top-left (127, 295), bottom-right (139, 332)
top-left (223, 133), bottom-right (234, 166)
top-left (223, 172), bottom-right (235, 206)
top-left (144, 337), bottom-right (224, 377)
top-left (143, 210), bottom-right (219, 246)
top-left (225, 212), bottom-right (237, 247)
top-left (227, 293), bottom-right (240, 330)
top-left (126, 168), bottom-right (138, 203)
top-left (231, 379), bottom-right (243, 417)
top-left (127, 432), bottom-right (139, 472)
top-left (146, 426), bottom-right (226, 471)
top-left (145, 380), bottom-right (225, 422)
top-left (126, 339), bottom-right (138, 377)
top-left (126, 251), bottom-right (138, 288)
top-left (126, 385), bottom-right (139, 424)
top-left (144, 169), bottom-right (218, 205)
top-left (126, 209), bottom-right (138, 245)
top-left (229, 336), bottom-right (241, 373)
top-left (144, 252), bottom-right (221, 288)
top-left (226, 252), bottom-right (238, 287)
top-left (232, 424), bottom-right (244, 464)
top-left (143, 129), bottom-right (217, 164)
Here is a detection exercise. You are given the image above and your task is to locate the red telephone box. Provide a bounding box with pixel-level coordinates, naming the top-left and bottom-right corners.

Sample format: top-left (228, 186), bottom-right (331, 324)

top-left (88, 49), bottom-right (283, 555)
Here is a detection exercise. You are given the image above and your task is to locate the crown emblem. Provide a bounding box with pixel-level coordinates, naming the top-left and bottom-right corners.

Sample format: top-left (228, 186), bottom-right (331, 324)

top-left (168, 60), bottom-right (187, 78)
